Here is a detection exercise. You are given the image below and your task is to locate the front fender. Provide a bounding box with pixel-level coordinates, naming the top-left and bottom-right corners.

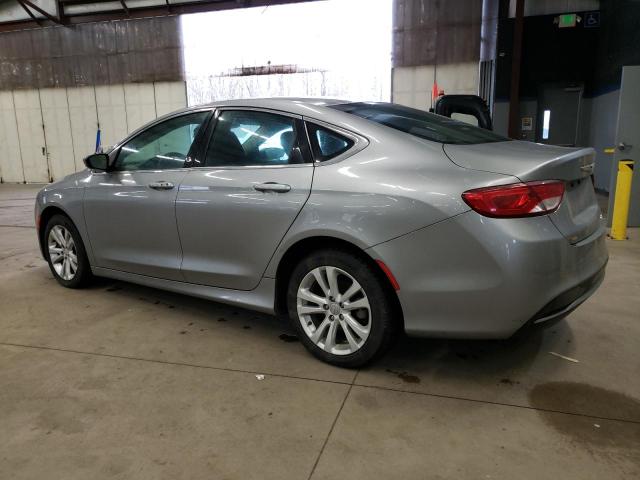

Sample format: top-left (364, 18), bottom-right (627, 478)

top-left (36, 172), bottom-right (93, 264)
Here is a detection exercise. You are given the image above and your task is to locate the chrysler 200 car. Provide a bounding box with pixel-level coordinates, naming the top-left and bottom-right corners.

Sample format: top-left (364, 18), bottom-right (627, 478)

top-left (35, 98), bottom-right (608, 367)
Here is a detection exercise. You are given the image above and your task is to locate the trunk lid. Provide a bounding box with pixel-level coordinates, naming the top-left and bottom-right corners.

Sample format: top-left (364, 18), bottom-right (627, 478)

top-left (444, 141), bottom-right (601, 244)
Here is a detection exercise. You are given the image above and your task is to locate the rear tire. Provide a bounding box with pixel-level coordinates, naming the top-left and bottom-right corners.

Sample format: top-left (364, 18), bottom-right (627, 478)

top-left (287, 249), bottom-right (397, 368)
top-left (44, 214), bottom-right (93, 289)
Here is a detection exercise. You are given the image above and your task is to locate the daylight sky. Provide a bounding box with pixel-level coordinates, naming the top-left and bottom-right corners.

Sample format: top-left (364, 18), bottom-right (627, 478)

top-left (181, 0), bottom-right (392, 101)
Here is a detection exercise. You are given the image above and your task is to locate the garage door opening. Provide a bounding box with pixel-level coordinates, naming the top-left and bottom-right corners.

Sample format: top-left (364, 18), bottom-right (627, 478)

top-left (181, 0), bottom-right (392, 106)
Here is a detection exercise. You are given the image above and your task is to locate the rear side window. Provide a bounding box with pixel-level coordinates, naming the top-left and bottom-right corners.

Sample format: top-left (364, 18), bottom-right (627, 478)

top-left (307, 123), bottom-right (354, 161)
top-left (204, 110), bottom-right (306, 167)
top-left (330, 102), bottom-right (509, 145)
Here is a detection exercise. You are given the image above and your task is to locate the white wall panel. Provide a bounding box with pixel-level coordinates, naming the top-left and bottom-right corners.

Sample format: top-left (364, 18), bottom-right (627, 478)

top-left (124, 83), bottom-right (157, 134)
top-left (40, 88), bottom-right (76, 180)
top-left (392, 63), bottom-right (478, 111)
top-left (67, 86), bottom-right (99, 171)
top-left (95, 84), bottom-right (128, 150)
top-left (154, 81), bottom-right (188, 116)
top-left (13, 90), bottom-right (49, 183)
top-left (392, 66), bottom-right (434, 110)
top-left (1, 81), bottom-right (183, 183)
top-left (436, 63), bottom-right (479, 97)
top-left (0, 91), bottom-right (24, 183)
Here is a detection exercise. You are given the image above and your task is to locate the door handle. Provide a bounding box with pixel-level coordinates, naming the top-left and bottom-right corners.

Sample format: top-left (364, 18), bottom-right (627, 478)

top-left (580, 163), bottom-right (595, 174)
top-left (253, 182), bottom-right (291, 193)
top-left (618, 142), bottom-right (632, 151)
top-left (148, 181), bottom-right (175, 190)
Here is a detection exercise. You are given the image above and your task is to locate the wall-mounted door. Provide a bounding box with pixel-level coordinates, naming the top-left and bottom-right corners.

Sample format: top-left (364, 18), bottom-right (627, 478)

top-left (607, 66), bottom-right (640, 227)
top-left (94, 85), bottom-right (128, 150)
top-left (67, 86), bottom-right (99, 172)
top-left (536, 83), bottom-right (583, 147)
top-left (40, 88), bottom-right (76, 181)
top-left (13, 90), bottom-right (49, 182)
top-left (0, 91), bottom-right (23, 183)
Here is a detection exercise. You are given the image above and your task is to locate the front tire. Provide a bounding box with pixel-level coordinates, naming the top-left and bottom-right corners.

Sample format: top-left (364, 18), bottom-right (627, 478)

top-left (287, 249), bottom-right (397, 368)
top-left (44, 214), bottom-right (93, 288)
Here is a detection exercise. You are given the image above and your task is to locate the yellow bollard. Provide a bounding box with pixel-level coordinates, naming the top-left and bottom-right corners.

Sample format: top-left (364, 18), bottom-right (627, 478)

top-left (610, 160), bottom-right (634, 240)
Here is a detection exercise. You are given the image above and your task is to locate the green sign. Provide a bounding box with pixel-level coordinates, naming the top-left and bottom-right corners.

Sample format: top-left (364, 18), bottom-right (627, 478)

top-left (559, 13), bottom-right (577, 28)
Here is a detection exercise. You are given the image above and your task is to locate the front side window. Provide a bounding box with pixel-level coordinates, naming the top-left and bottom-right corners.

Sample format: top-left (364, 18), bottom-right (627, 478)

top-left (307, 123), bottom-right (354, 161)
top-left (114, 111), bottom-right (209, 171)
top-left (331, 102), bottom-right (509, 145)
top-left (205, 110), bottom-right (305, 167)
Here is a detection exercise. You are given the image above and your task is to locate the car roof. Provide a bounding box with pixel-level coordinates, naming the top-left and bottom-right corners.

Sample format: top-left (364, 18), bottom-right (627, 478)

top-left (197, 97), bottom-right (351, 117)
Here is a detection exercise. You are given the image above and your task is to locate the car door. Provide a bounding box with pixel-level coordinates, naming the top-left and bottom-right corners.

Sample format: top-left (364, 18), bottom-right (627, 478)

top-left (176, 108), bottom-right (314, 290)
top-left (83, 110), bottom-right (211, 280)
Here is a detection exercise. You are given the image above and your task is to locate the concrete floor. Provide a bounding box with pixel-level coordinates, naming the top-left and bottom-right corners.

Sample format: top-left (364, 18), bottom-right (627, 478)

top-left (1, 183), bottom-right (639, 480)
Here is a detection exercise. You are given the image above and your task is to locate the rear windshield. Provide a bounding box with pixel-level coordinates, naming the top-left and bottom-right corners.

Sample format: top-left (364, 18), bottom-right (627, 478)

top-left (330, 102), bottom-right (509, 145)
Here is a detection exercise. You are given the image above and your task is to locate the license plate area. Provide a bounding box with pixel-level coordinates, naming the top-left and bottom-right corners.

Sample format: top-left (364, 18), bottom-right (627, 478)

top-left (550, 178), bottom-right (601, 244)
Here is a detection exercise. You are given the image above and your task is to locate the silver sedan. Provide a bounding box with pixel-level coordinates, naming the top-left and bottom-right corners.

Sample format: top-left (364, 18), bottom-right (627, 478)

top-left (35, 98), bottom-right (608, 367)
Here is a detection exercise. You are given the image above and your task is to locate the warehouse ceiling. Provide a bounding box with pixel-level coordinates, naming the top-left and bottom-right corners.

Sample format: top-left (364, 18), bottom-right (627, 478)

top-left (0, 0), bottom-right (319, 31)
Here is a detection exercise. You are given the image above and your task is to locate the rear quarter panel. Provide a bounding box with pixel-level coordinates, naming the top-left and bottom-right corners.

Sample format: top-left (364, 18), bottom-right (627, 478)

top-left (263, 127), bottom-right (518, 278)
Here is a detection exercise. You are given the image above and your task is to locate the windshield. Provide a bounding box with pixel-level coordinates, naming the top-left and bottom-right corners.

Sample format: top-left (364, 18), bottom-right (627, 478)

top-left (330, 102), bottom-right (510, 145)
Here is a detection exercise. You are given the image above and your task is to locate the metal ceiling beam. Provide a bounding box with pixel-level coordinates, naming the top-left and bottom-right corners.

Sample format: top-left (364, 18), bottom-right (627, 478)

top-left (57, 0), bottom-right (68, 24)
top-left (0, 0), bottom-right (321, 31)
top-left (59, 0), bottom-right (132, 5)
top-left (18, 0), bottom-right (64, 25)
top-left (16, 0), bottom-right (43, 25)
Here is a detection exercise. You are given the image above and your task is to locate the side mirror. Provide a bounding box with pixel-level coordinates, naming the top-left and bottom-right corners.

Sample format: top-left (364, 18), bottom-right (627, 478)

top-left (84, 153), bottom-right (109, 171)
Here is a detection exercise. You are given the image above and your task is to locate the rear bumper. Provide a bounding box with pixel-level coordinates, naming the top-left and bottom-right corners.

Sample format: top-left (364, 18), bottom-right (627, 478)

top-left (529, 264), bottom-right (606, 325)
top-left (367, 211), bottom-right (608, 339)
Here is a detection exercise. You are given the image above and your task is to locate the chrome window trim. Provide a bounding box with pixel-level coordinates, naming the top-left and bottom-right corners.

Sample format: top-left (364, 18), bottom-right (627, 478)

top-left (92, 168), bottom-right (189, 174)
top-left (186, 163), bottom-right (314, 172)
top-left (214, 106), bottom-right (303, 120)
top-left (302, 117), bottom-right (369, 166)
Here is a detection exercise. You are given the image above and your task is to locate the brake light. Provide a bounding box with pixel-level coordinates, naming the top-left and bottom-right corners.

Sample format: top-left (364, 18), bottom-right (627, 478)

top-left (462, 181), bottom-right (564, 218)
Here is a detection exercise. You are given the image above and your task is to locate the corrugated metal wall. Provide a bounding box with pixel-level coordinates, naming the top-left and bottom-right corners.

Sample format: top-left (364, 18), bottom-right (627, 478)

top-left (392, 0), bottom-right (483, 68)
top-left (0, 16), bottom-right (184, 90)
top-left (0, 81), bottom-right (187, 183)
top-left (391, 0), bottom-right (483, 109)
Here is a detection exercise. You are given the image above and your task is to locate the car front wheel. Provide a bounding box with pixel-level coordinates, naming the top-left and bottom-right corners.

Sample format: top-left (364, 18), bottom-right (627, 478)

top-left (287, 249), bottom-right (397, 368)
top-left (44, 214), bottom-right (93, 288)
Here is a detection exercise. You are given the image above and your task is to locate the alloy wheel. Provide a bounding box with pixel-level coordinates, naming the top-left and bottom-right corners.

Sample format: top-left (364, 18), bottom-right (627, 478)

top-left (296, 266), bottom-right (371, 355)
top-left (48, 225), bottom-right (78, 281)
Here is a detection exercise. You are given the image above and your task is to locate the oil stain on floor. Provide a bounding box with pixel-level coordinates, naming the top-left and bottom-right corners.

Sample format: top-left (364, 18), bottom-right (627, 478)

top-left (529, 382), bottom-right (640, 453)
top-left (278, 333), bottom-right (299, 343)
top-left (386, 368), bottom-right (420, 384)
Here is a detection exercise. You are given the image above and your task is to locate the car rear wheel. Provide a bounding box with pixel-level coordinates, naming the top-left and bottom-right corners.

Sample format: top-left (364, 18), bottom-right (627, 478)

top-left (287, 249), bottom-right (397, 367)
top-left (44, 214), bottom-right (92, 288)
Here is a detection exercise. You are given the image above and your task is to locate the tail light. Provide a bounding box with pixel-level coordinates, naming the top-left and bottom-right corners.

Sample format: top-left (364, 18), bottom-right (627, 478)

top-left (462, 181), bottom-right (564, 218)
